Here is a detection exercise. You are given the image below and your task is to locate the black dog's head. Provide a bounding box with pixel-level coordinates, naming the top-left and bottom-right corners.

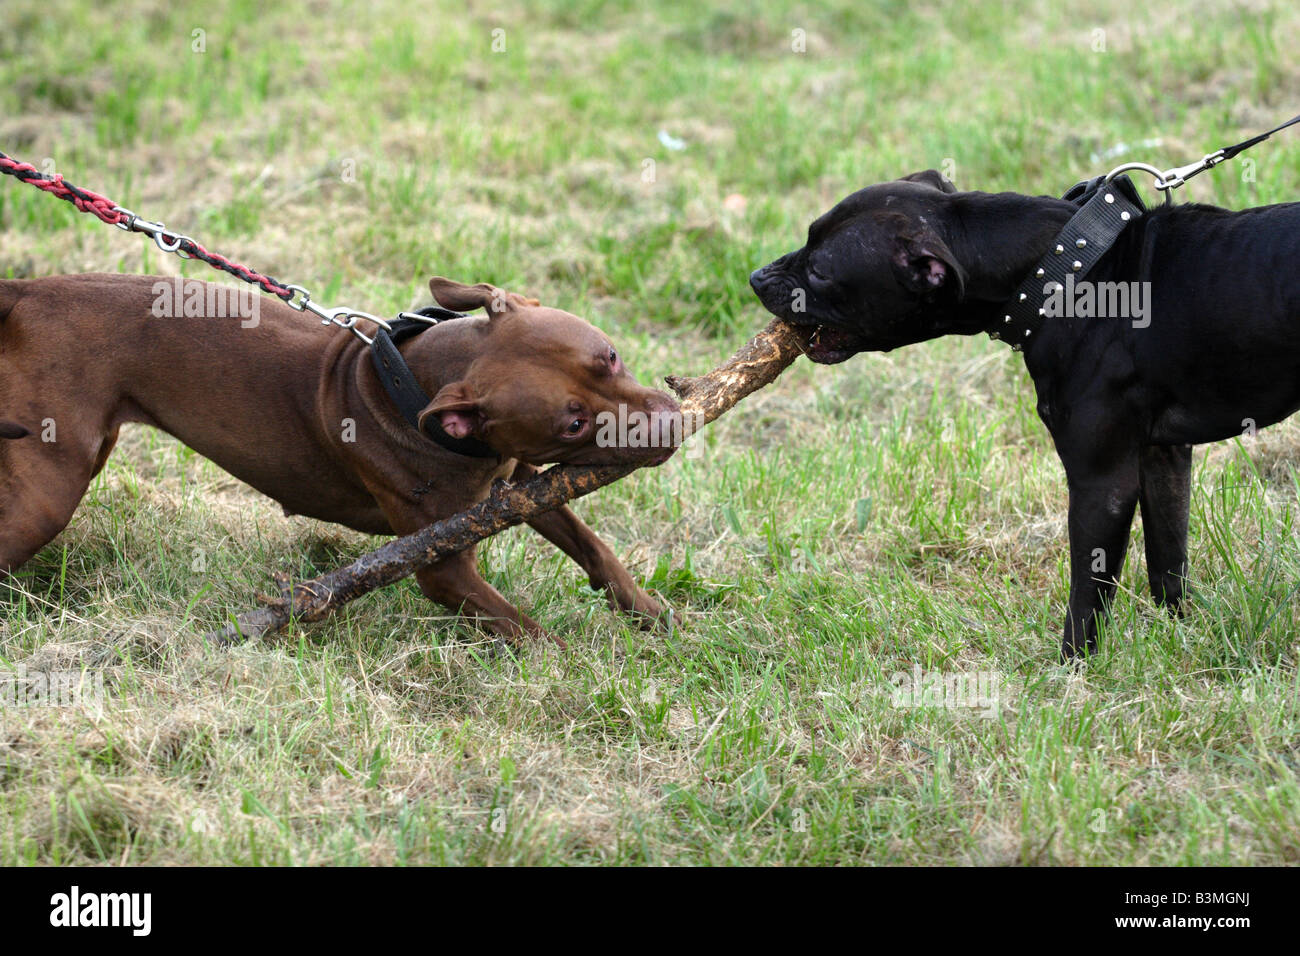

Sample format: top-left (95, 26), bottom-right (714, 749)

top-left (750, 169), bottom-right (973, 363)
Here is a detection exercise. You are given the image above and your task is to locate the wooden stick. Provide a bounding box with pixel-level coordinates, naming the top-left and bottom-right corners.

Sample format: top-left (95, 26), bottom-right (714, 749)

top-left (208, 318), bottom-right (807, 644)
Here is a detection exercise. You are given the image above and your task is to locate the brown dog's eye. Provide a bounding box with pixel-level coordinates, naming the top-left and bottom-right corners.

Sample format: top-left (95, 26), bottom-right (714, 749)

top-left (566, 418), bottom-right (587, 435)
top-left (608, 348), bottom-right (618, 365)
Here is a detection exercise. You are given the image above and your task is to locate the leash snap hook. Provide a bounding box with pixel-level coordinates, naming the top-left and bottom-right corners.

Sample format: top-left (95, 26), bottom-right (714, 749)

top-left (283, 286), bottom-right (395, 345)
top-left (1155, 148), bottom-right (1226, 192)
top-left (109, 204), bottom-right (180, 239)
top-left (153, 229), bottom-right (186, 254)
top-left (283, 284), bottom-right (313, 311)
top-left (109, 205), bottom-right (138, 231)
top-left (308, 303), bottom-right (395, 345)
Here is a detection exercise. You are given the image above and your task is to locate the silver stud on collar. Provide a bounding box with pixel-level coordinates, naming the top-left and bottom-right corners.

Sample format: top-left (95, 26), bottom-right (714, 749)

top-left (1035, 267), bottom-right (1045, 277)
top-left (1105, 193), bottom-right (1115, 203)
top-left (1023, 329), bottom-right (1031, 337)
top-left (1018, 293), bottom-right (1027, 301)
top-left (1054, 244), bottom-right (1064, 255)
top-left (1076, 238), bottom-right (1087, 249)
top-left (1004, 314), bottom-right (1012, 324)
top-left (1121, 210), bottom-right (1131, 221)
top-left (1072, 260), bottom-right (1082, 271)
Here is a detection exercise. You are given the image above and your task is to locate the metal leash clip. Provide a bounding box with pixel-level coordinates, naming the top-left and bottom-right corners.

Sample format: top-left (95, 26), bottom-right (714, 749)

top-left (283, 284), bottom-right (393, 345)
top-left (1154, 149), bottom-right (1227, 192)
top-left (109, 205), bottom-right (194, 255)
top-left (1105, 146), bottom-right (1232, 204)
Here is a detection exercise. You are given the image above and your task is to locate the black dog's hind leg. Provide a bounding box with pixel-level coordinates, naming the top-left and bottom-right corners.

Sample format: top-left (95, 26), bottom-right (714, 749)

top-left (1138, 444), bottom-right (1192, 613)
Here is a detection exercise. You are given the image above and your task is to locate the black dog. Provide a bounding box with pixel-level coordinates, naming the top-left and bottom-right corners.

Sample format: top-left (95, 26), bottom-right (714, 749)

top-left (751, 169), bottom-right (1300, 659)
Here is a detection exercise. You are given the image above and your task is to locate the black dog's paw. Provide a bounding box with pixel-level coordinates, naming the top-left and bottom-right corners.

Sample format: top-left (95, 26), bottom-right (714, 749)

top-left (1058, 639), bottom-right (1098, 666)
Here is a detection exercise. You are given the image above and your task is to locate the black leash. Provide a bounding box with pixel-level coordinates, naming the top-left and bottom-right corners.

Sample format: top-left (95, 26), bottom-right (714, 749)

top-left (369, 308), bottom-right (500, 459)
top-left (1158, 111), bottom-right (1300, 190)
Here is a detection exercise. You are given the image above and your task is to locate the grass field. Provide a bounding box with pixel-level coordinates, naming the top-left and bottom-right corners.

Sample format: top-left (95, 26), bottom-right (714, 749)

top-left (2, 0), bottom-right (1299, 865)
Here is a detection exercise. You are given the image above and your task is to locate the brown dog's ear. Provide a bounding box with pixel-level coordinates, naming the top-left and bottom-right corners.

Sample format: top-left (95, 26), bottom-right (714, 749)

top-left (891, 233), bottom-right (966, 300)
top-left (428, 277), bottom-right (540, 315)
top-left (417, 382), bottom-right (485, 439)
top-left (900, 169), bottom-right (957, 194)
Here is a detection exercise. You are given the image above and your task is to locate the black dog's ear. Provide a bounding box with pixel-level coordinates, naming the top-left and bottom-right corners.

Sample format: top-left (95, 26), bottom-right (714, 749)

top-left (891, 233), bottom-right (966, 300)
top-left (900, 169), bottom-right (957, 194)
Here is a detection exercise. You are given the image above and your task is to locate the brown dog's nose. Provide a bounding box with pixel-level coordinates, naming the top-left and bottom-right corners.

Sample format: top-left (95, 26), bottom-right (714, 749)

top-left (645, 391), bottom-right (683, 453)
top-left (647, 390), bottom-right (680, 415)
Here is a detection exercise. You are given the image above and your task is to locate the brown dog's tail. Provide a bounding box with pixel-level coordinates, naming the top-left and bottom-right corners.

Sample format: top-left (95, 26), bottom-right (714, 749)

top-left (0, 281), bottom-right (30, 437)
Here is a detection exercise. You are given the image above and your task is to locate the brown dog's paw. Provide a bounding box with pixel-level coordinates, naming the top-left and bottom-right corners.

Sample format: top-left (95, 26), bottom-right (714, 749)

top-left (478, 614), bottom-right (566, 652)
top-left (611, 588), bottom-right (673, 633)
top-left (523, 620), bottom-right (567, 649)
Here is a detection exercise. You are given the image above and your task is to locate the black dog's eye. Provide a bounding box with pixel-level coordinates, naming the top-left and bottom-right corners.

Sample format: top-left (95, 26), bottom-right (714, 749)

top-left (808, 262), bottom-right (831, 283)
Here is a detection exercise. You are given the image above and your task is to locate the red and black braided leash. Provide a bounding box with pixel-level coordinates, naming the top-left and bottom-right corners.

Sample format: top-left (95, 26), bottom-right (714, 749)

top-left (0, 150), bottom-right (295, 301)
top-left (0, 148), bottom-right (498, 458)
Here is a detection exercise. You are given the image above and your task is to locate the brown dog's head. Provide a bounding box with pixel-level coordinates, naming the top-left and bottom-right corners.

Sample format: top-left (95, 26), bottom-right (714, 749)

top-left (748, 169), bottom-right (973, 363)
top-left (417, 278), bottom-right (682, 466)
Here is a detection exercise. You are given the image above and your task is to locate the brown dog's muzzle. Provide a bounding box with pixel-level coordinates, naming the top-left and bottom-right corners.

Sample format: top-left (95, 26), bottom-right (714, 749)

top-left (570, 388), bottom-right (683, 467)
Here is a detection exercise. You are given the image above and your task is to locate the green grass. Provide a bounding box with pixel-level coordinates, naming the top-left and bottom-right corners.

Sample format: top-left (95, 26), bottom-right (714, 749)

top-left (2, 0), bottom-right (1300, 865)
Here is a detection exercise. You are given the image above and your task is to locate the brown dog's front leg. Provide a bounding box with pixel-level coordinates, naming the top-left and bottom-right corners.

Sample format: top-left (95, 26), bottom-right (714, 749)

top-left (511, 463), bottom-right (667, 627)
top-left (367, 483), bottom-right (559, 648)
top-left (414, 548), bottom-right (561, 648)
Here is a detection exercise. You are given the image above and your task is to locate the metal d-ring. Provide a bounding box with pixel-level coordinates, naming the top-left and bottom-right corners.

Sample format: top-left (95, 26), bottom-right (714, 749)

top-left (396, 310), bottom-right (442, 326)
top-left (1104, 161), bottom-right (1173, 206)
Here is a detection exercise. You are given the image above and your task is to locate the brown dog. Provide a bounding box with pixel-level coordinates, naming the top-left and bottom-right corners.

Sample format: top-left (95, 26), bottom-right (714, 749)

top-left (0, 273), bottom-right (681, 644)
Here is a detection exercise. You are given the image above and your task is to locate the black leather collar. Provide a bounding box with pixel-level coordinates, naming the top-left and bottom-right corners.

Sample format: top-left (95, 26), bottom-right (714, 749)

top-left (368, 308), bottom-right (500, 459)
top-left (991, 173), bottom-right (1146, 351)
